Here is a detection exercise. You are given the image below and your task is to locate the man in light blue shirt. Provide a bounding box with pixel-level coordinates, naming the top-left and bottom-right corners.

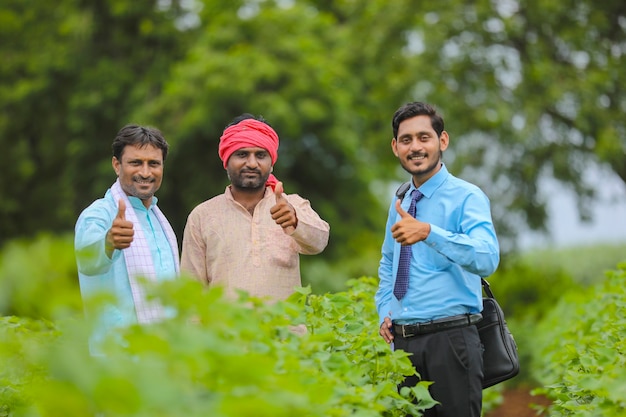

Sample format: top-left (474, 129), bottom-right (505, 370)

top-left (75, 125), bottom-right (179, 351)
top-left (375, 102), bottom-right (500, 417)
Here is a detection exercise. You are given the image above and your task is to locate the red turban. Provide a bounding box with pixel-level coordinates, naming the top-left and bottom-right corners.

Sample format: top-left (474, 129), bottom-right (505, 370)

top-left (218, 119), bottom-right (280, 189)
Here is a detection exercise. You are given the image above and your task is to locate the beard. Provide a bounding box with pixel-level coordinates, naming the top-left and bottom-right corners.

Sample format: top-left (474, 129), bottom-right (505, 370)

top-left (122, 176), bottom-right (158, 201)
top-left (229, 168), bottom-right (270, 191)
top-left (399, 151), bottom-right (442, 178)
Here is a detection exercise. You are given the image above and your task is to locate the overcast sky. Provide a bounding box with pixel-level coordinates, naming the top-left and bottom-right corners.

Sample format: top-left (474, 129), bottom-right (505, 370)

top-left (519, 166), bottom-right (626, 249)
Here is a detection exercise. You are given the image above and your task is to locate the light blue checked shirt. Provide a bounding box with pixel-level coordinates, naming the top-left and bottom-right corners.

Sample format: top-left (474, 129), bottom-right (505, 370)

top-left (75, 188), bottom-right (177, 349)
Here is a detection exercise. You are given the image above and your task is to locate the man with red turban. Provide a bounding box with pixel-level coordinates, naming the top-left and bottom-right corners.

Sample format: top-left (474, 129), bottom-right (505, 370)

top-left (180, 114), bottom-right (330, 301)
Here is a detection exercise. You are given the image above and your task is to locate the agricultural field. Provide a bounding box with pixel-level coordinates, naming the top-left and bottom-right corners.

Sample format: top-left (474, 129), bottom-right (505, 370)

top-left (1, 236), bottom-right (625, 416)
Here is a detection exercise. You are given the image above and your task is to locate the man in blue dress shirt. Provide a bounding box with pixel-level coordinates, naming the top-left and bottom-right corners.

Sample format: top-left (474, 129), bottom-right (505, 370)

top-left (376, 102), bottom-right (500, 417)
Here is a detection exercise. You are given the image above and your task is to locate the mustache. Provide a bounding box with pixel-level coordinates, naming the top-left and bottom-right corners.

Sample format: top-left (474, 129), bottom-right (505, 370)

top-left (131, 175), bottom-right (155, 182)
top-left (241, 169), bottom-right (261, 175)
top-left (408, 152), bottom-right (427, 158)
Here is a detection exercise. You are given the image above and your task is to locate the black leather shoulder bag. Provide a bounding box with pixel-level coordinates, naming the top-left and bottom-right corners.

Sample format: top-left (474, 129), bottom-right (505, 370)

top-left (477, 278), bottom-right (520, 388)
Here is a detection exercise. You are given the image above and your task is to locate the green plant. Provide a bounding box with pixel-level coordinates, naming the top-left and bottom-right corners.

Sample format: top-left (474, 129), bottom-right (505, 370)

top-left (0, 316), bottom-right (60, 416)
top-left (0, 233), bottom-right (81, 319)
top-left (532, 262), bottom-right (626, 416)
top-left (488, 254), bottom-right (578, 321)
top-left (1, 276), bottom-right (436, 416)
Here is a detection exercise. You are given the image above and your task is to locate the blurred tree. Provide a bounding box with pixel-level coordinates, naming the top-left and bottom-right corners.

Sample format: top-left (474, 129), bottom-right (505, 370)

top-left (0, 0), bottom-right (80, 240)
top-left (394, 0), bottom-right (626, 250)
top-left (0, 0), bottom-right (193, 243)
top-left (135, 0), bottom-right (422, 280)
top-left (1, 0), bottom-right (624, 287)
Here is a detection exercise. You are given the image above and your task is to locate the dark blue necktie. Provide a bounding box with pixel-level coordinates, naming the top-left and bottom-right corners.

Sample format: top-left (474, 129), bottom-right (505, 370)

top-left (393, 189), bottom-right (424, 300)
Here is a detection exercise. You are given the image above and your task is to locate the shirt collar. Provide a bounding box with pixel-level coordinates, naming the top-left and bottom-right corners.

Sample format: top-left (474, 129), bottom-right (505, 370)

top-left (410, 163), bottom-right (449, 199)
top-left (225, 185), bottom-right (274, 201)
top-left (128, 195), bottom-right (157, 212)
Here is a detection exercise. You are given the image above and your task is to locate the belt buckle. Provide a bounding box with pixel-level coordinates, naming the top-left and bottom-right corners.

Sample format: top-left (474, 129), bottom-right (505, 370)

top-left (402, 323), bottom-right (418, 338)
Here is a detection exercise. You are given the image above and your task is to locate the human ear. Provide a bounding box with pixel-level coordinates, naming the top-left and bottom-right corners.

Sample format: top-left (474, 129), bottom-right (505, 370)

top-left (439, 131), bottom-right (450, 152)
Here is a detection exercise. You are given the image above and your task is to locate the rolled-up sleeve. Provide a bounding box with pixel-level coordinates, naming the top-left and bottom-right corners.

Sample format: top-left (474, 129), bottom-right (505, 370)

top-left (287, 195), bottom-right (330, 255)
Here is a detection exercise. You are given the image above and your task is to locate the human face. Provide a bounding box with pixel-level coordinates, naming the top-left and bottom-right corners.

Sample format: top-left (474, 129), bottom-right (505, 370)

top-left (392, 115), bottom-right (449, 185)
top-left (226, 147), bottom-right (272, 191)
top-left (112, 144), bottom-right (164, 208)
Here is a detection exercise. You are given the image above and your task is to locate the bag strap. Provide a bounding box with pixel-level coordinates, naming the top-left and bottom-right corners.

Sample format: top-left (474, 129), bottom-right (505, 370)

top-left (396, 181), bottom-right (411, 199)
top-left (481, 278), bottom-right (496, 299)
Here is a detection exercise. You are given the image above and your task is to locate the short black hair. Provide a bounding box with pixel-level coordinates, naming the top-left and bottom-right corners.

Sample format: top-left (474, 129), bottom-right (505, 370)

top-left (391, 102), bottom-right (444, 138)
top-left (112, 124), bottom-right (169, 161)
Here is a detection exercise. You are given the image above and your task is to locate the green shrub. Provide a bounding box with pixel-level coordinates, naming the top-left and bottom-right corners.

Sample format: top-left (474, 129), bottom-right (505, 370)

top-left (0, 316), bottom-right (60, 417)
top-left (488, 255), bottom-right (578, 321)
top-left (521, 243), bottom-right (626, 286)
top-left (532, 262), bottom-right (626, 416)
top-left (1, 275), bottom-right (436, 416)
top-left (0, 233), bottom-right (513, 416)
top-left (0, 233), bottom-right (81, 319)
top-left (485, 255), bottom-right (579, 387)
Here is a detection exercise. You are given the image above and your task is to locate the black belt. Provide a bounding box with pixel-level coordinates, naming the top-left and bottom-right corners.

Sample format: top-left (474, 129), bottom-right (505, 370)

top-left (393, 313), bottom-right (483, 338)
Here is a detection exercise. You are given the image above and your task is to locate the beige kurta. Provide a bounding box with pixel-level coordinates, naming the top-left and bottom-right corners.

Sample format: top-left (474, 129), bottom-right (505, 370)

top-left (181, 186), bottom-right (330, 301)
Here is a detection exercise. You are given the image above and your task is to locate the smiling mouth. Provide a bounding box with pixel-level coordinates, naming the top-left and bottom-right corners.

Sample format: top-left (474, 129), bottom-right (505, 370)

top-left (408, 153), bottom-right (426, 161)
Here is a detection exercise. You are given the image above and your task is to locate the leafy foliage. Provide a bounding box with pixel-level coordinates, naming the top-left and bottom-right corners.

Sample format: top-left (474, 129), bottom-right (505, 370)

top-left (0, 316), bottom-right (59, 417)
top-left (520, 243), bottom-right (626, 286)
top-left (0, 233), bottom-right (81, 319)
top-left (487, 255), bottom-right (578, 321)
top-left (2, 0), bottom-right (625, 287)
top-left (531, 263), bottom-right (626, 416)
top-left (0, 0), bottom-right (192, 245)
top-left (1, 274), bottom-right (437, 416)
top-left (140, 0), bottom-right (421, 269)
top-left (402, 0), bottom-right (626, 249)
top-left (5, 231), bottom-right (626, 415)
top-left (485, 243), bottom-right (626, 388)
top-left (485, 256), bottom-right (578, 387)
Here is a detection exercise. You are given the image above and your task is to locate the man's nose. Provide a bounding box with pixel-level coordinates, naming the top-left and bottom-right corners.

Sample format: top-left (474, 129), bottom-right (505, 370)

top-left (409, 138), bottom-right (422, 151)
top-left (245, 155), bottom-right (259, 167)
top-left (139, 163), bottom-right (151, 176)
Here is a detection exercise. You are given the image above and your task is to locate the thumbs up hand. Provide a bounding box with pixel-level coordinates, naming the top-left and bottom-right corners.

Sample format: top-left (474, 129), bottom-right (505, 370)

top-left (105, 199), bottom-right (135, 257)
top-left (391, 199), bottom-right (430, 245)
top-left (270, 182), bottom-right (298, 231)
top-left (115, 199), bottom-right (127, 221)
top-left (274, 181), bottom-right (286, 205)
top-left (395, 199), bottom-right (411, 219)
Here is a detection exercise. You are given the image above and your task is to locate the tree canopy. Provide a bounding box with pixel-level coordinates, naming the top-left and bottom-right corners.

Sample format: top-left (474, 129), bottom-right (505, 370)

top-left (1, 0), bottom-right (624, 284)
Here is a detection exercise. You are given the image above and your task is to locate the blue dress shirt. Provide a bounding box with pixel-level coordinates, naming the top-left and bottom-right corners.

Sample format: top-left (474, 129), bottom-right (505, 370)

top-left (376, 164), bottom-right (500, 325)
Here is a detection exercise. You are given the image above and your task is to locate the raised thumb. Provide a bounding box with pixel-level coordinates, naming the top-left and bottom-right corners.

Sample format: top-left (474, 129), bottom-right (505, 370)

top-left (395, 199), bottom-right (410, 218)
top-left (274, 181), bottom-right (285, 203)
top-left (116, 199), bottom-right (126, 220)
